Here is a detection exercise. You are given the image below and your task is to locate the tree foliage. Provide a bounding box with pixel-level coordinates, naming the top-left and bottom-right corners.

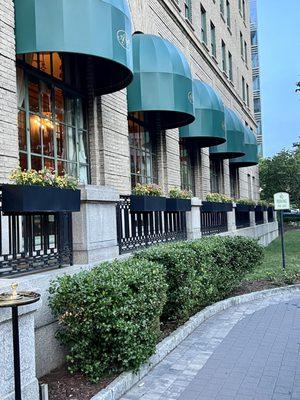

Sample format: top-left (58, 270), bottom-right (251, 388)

top-left (259, 140), bottom-right (300, 208)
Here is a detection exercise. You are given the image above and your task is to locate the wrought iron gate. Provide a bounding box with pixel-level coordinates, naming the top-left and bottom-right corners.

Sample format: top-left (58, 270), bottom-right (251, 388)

top-left (116, 196), bottom-right (187, 254)
top-left (0, 190), bottom-right (73, 277)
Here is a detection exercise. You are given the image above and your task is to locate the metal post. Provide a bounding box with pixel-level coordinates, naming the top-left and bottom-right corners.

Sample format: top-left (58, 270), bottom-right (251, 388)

top-left (12, 306), bottom-right (22, 400)
top-left (280, 210), bottom-right (286, 270)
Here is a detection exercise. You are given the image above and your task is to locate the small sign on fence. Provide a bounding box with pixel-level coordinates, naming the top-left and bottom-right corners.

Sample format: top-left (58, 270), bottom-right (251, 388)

top-left (274, 192), bottom-right (290, 211)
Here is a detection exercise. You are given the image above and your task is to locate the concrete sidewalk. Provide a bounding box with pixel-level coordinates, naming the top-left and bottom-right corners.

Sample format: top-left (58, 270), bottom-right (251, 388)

top-left (121, 293), bottom-right (300, 400)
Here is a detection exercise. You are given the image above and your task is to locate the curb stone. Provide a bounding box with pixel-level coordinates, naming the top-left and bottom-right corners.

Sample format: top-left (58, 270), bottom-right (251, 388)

top-left (91, 284), bottom-right (300, 400)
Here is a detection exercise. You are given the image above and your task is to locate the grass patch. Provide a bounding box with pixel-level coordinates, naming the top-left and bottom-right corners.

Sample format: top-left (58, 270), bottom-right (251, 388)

top-left (244, 230), bottom-right (300, 285)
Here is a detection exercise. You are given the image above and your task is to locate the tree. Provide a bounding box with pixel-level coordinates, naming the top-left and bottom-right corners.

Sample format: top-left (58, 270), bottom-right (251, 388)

top-left (259, 140), bottom-right (300, 208)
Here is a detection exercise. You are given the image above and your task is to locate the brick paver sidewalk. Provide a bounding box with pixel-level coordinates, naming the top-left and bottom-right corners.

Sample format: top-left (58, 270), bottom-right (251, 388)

top-left (121, 294), bottom-right (300, 400)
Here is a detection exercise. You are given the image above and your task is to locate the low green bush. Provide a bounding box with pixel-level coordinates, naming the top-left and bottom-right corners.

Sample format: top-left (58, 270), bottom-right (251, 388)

top-left (136, 236), bottom-right (264, 323)
top-left (49, 259), bottom-right (167, 382)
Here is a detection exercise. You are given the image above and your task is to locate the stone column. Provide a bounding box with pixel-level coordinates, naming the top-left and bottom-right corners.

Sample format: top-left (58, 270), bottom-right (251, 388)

top-left (72, 185), bottom-right (120, 265)
top-left (250, 211), bottom-right (256, 227)
top-left (263, 210), bottom-right (268, 225)
top-left (228, 204), bottom-right (237, 232)
top-left (186, 198), bottom-right (202, 240)
top-left (0, 281), bottom-right (40, 400)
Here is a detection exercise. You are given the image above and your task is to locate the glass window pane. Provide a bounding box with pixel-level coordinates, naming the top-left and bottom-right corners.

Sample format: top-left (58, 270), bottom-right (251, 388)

top-left (78, 130), bottom-right (88, 164)
top-left (19, 152), bottom-right (27, 170)
top-left (65, 96), bottom-right (76, 126)
top-left (42, 120), bottom-right (54, 157)
top-left (52, 53), bottom-right (63, 80)
top-left (17, 68), bottom-right (25, 109)
top-left (44, 158), bottom-right (55, 170)
top-left (67, 127), bottom-right (77, 162)
top-left (28, 79), bottom-right (39, 113)
top-left (39, 53), bottom-right (52, 76)
top-left (40, 81), bottom-right (52, 117)
top-left (30, 115), bottom-right (42, 154)
top-left (54, 88), bottom-right (64, 122)
top-left (25, 53), bottom-right (39, 69)
top-left (56, 124), bottom-right (67, 159)
top-left (79, 164), bottom-right (88, 183)
top-left (18, 110), bottom-right (27, 151)
top-left (31, 155), bottom-right (42, 171)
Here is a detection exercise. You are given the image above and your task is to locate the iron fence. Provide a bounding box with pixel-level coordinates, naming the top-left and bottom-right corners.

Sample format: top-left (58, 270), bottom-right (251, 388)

top-left (0, 190), bottom-right (73, 277)
top-left (201, 211), bottom-right (228, 236)
top-left (235, 210), bottom-right (250, 229)
top-left (116, 196), bottom-right (187, 254)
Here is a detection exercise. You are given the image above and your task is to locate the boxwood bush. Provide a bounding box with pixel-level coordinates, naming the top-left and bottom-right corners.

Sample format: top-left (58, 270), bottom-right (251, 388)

top-left (49, 236), bottom-right (263, 382)
top-left (136, 236), bottom-right (263, 323)
top-left (49, 259), bottom-right (167, 382)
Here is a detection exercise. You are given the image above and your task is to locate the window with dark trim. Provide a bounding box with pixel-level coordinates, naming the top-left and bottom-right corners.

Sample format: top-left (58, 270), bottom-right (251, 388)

top-left (210, 159), bottom-right (224, 194)
top-left (201, 4), bottom-right (207, 44)
top-left (16, 52), bottom-right (90, 183)
top-left (210, 21), bottom-right (217, 57)
top-left (230, 165), bottom-right (240, 198)
top-left (128, 112), bottom-right (158, 189)
top-left (180, 141), bottom-right (195, 194)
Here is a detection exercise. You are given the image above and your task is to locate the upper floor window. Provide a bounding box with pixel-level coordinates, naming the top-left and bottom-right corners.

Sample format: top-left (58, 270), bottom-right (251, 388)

top-left (226, 0), bottom-right (231, 28)
top-left (220, 0), bottom-right (225, 16)
top-left (253, 75), bottom-right (260, 91)
top-left (201, 5), bottom-right (207, 44)
top-left (17, 53), bottom-right (89, 183)
top-left (230, 165), bottom-right (239, 198)
top-left (252, 52), bottom-right (259, 68)
top-left (228, 51), bottom-right (233, 81)
top-left (221, 40), bottom-right (227, 73)
top-left (241, 76), bottom-right (246, 102)
top-left (244, 41), bottom-right (248, 65)
top-left (185, 0), bottom-right (192, 21)
top-left (240, 32), bottom-right (244, 58)
top-left (210, 22), bottom-right (217, 58)
top-left (246, 83), bottom-right (250, 106)
top-left (251, 30), bottom-right (258, 46)
top-left (128, 112), bottom-right (158, 188)
top-left (254, 98), bottom-right (261, 113)
top-left (242, 0), bottom-right (246, 20)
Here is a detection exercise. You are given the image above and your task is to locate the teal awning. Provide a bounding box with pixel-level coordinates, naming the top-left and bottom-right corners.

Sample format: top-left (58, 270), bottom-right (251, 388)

top-left (127, 33), bottom-right (195, 130)
top-left (230, 126), bottom-right (259, 167)
top-left (179, 79), bottom-right (226, 147)
top-left (15, 0), bottom-right (133, 95)
top-left (210, 108), bottom-right (246, 159)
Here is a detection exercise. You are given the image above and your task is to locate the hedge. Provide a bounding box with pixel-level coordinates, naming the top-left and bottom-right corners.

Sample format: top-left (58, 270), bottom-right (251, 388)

top-left (49, 236), bottom-right (264, 382)
top-left (49, 259), bottom-right (167, 382)
top-left (136, 236), bottom-right (264, 322)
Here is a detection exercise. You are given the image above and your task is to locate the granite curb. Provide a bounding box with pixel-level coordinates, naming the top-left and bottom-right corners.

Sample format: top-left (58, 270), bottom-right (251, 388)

top-left (91, 284), bottom-right (300, 400)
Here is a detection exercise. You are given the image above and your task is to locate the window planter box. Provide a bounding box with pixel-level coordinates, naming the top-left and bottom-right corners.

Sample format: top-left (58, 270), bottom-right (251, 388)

top-left (130, 195), bottom-right (166, 212)
top-left (255, 205), bottom-right (267, 212)
top-left (1, 185), bottom-right (81, 214)
top-left (201, 201), bottom-right (233, 212)
top-left (166, 198), bottom-right (192, 212)
top-left (236, 204), bottom-right (255, 212)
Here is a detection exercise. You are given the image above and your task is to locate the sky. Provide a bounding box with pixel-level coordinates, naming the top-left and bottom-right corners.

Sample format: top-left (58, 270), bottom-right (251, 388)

top-left (257, 0), bottom-right (300, 157)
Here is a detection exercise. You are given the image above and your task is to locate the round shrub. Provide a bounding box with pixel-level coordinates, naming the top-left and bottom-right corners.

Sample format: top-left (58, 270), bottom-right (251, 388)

top-left (49, 259), bottom-right (167, 382)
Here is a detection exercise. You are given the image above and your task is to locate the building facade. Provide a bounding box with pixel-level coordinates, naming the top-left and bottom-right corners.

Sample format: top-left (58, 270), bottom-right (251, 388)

top-left (0, 0), bottom-right (260, 200)
top-left (250, 0), bottom-right (263, 157)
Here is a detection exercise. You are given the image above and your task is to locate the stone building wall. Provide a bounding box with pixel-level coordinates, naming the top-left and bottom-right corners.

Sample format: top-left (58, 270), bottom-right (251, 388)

top-left (0, 0), bottom-right (259, 201)
top-left (0, 0), bottom-right (19, 183)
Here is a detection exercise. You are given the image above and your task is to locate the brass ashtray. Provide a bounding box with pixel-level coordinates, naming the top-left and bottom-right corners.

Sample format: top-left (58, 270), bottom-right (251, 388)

top-left (0, 283), bottom-right (40, 308)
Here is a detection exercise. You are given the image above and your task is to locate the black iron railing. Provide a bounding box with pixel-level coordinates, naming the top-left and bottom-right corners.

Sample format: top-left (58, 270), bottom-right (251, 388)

top-left (255, 210), bottom-right (264, 225)
top-left (116, 196), bottom-right (187, 254)
top-left (0, 191), bottom-right (73, 277)
top-left (235, 210), bottom-right (250, 229)
top-left (268, 208), bottom-right (274, 223)
top-left (201, 211), bottom-right (228, 236)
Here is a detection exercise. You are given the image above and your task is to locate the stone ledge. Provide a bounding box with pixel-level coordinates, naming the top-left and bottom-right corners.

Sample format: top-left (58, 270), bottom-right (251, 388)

top-left (91, 284), bottom-right (300, 400)
top-left (79, 185), bottom-right (120, 203)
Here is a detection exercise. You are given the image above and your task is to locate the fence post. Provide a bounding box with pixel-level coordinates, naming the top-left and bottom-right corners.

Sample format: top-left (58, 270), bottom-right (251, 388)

top-left (72, 185), bottom-right (120, 265)
top-left (228, 204), bottom-right (237, 232)
top-left (186, 198), bottom-right (202, 240)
